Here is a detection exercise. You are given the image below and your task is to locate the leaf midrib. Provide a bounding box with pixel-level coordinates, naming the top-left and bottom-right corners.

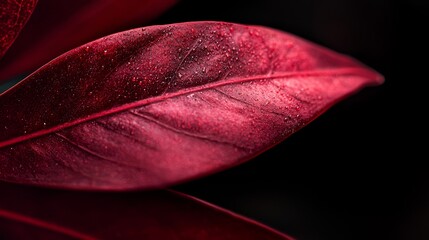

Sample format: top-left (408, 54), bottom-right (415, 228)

top-left (0, 67), bottom-right (378, 148)
top-left (0, 209), bottom-right (95, 240)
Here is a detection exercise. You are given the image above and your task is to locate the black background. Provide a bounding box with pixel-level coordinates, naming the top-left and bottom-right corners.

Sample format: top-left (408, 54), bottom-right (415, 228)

top-left (148, 1), bottom-right (427, 240)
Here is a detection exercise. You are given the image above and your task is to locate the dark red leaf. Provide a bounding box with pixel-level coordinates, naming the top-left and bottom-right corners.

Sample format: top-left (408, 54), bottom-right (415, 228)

top-left (0, 0), bottom-right (177, 81)
top-left (0, 182), bottom-right (292, 240)
top-left (0, 22), bottom-right (383, 190)
top-left (0, 0), bottom-right (37, 60)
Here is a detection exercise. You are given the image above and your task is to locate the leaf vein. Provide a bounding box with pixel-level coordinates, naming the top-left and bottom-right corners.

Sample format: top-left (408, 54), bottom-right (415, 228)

top-left (129, 110), bottom-right (249, 151)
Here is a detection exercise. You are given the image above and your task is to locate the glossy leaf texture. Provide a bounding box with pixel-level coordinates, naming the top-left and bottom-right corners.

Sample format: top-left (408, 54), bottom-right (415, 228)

top-left (0, 0), bottom-right (38, 59)
top-left (0, 182), bottom-right (292, 240)
top-left (0, 0), bottom-right (177, 81)
top-left (0, 21), bottom-right (383, 190)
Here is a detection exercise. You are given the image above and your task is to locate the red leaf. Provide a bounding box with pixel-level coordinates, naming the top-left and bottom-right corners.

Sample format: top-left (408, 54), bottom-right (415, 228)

top-left (0, 0), bottom-right (177, 81)
top-left (0, 183), bottom-right (293, 240)
top-left (0, 0), bottom-right (37, 60)
top-left (0, 22), bottom-right (383, 190)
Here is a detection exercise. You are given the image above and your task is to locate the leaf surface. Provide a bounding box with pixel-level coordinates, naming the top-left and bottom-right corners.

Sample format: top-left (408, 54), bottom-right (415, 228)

top-left (0, 0), bottom-right (37, 59)
top-left (0, 21), bottom-right (383, 190)
top-left (0, 0), bottom-right (177, 81)
top-left (0, 182), bottom-right (292, 240)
